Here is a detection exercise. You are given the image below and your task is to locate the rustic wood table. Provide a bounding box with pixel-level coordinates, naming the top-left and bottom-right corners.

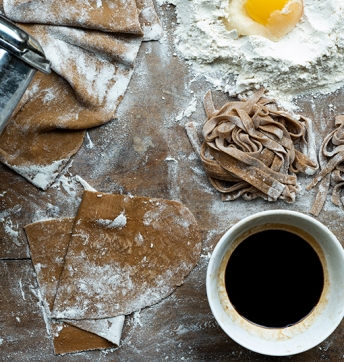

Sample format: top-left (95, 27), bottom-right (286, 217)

top-left (1, 4), bottom-right (344, 361)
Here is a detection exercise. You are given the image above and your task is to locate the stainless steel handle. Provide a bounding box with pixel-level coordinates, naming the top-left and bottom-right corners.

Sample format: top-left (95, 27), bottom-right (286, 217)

top-left (0, 14), bottom-right (50, 73)
top-left (0, 15), bottom-right (51, 135)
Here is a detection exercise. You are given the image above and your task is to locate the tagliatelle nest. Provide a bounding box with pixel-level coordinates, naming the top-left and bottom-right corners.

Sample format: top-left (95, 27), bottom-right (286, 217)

top-left (186, 88), bottom-right (319, 203)
top-left (307, 115), bottom-right (344, 216)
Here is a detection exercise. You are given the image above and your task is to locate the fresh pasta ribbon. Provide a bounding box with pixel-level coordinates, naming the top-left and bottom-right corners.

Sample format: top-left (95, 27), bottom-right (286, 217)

top-left (307, 115), bottom-right (344, 215)
top-left (187, 89), bottom-right (319, 203)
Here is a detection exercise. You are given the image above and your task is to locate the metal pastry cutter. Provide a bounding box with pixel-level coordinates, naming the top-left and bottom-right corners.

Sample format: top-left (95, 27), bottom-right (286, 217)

top-left (0, 14), bottom-right (51, 134)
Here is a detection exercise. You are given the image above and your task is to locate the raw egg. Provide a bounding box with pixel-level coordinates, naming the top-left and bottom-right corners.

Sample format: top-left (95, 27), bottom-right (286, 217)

top-left (223, 0), bottom-right (304, 41)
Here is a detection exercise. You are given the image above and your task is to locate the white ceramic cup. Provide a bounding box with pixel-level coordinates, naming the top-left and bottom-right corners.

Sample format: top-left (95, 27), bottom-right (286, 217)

top-left (206, 210), bottom-right (344, 356)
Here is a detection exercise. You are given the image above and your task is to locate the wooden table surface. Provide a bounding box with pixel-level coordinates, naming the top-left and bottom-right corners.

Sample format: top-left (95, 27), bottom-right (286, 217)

top-left (1, 4), bottom-right (344, 361)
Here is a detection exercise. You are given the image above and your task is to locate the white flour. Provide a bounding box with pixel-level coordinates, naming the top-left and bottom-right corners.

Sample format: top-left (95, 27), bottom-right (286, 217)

top-left (169, 0), bottom-right (344, 104)
top-left (96, 212), bottom-right (127, 229)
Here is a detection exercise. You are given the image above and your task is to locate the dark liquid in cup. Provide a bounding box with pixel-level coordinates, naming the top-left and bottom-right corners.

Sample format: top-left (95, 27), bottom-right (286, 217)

top-left (225, 229), bottom-right (324, 328)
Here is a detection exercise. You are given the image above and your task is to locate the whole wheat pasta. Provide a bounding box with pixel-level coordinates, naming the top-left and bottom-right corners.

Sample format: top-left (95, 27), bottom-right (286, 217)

top-left (307, 115), bottom-right (344, 216)
top-left (186, 89), bottom-right (319, 203)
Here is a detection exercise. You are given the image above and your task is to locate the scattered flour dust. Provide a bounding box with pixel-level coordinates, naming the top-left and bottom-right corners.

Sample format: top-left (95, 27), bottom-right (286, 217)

top-left (169, 0), bottom-right (344, 104)
top-left (175, 97), bottom-right (197, 121)
top-left (3, 218), bottom-right (20, 246)
top-left (96, 212), bottom-right (127, 229)
top-left (8, 159), bottom-right (67, 190)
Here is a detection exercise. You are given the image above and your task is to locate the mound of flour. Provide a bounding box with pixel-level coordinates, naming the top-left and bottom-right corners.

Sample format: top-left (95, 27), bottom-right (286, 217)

top-left (169, 0), bottom-right (344, 103)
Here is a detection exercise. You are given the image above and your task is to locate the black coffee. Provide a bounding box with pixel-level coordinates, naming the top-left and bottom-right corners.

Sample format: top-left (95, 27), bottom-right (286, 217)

top-left (225, 228), bottom-right (324, 328)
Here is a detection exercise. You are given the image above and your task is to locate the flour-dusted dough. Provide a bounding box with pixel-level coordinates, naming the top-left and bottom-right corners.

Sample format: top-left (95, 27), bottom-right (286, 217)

top-left (25, 218), bottom-right (124, 354)
top-left (0, 71), bottom-right (87, 190)
top-left (0, 0), bottom-right (162, 189)
top-left (136, 0), bottom-right (163, 41)
top-left (25, 218), bottom-right (73, 311)
top-left (52, 191), bottom-right (202, 320)
top-left (4, 0), bottom-right (143, 34)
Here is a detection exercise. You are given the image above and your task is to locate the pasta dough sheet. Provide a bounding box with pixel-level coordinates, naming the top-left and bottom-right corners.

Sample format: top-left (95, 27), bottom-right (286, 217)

top-left (25, 191), bottom-right (202, 354)
top-left (3, 0), bottom-right (143, 34)
top-left (25, 218), bottom-right (125, 355)
top-left (52, 191), bottom-right (202, 320)
top-left (0, 0), bottom-right (162, 189)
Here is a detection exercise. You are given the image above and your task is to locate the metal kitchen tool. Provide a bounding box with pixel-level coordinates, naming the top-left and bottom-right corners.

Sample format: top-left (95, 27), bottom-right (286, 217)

top-left (0, 14), bottom-right (51, 134)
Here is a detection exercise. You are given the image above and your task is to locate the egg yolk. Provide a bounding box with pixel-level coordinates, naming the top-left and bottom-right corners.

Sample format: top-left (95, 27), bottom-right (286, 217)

top-left (223, 0), bottom-right (304, 41)
top-left (245, 0), bottom-right (289, 26)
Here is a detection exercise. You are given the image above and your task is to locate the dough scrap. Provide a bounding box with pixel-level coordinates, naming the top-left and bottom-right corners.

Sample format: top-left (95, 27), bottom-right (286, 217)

top-left (186, 89), bottom-right (318, 203)
top-left (52, 191), bottom-right (202, 320)
top-left (50, 322), bottom-right (114, 355)
top-left (307, 115), bottom-right (344, 216)
top-left (25, 218), bottom-right (124, 355)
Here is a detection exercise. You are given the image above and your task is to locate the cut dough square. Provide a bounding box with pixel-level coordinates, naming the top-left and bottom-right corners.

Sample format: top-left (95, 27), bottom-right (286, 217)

top-left (52, 191), bottom-right (202, 320)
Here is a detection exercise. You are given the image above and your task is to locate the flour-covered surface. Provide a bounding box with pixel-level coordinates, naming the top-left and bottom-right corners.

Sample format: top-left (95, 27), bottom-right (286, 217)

top-left (170, 0), bottom-right (344, 105)
top-left (2, 2), bottom-right (344, 361)
top-left (0, 260), bottom-right (53, 360)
